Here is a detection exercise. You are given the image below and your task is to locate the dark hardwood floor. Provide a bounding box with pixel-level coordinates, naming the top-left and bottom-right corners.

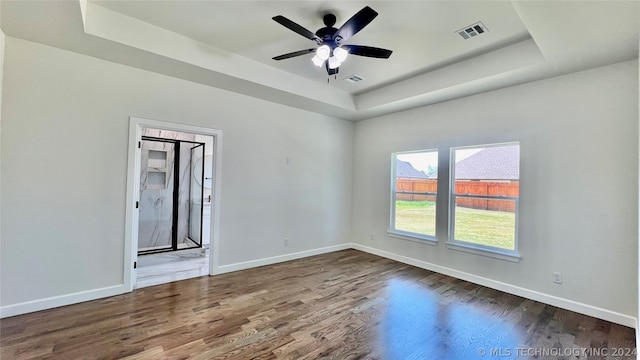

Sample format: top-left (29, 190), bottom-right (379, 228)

top-left (1, 250), bottom-right (636, 359)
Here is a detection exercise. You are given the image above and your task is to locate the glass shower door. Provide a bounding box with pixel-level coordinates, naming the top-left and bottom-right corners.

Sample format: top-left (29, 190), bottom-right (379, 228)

top-left (188, 143), bottom-right (205, 247)
top-left (138, 139), bottom-right (175, 253)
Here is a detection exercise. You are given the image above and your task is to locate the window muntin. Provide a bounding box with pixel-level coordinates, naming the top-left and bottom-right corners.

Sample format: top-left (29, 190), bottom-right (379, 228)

top-left (390, 150), bottom-right (438, 240)
top-left (449, 143), bottom-right (520, 255)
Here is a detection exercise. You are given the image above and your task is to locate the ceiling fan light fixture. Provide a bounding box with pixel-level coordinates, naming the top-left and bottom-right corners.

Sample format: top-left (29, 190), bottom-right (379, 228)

top-left (316, 45), bottom-right (331, 61)
top-left (311, 55), bottom-right (324, 67)
top-left (328, 56), bottom-right (341, 69)
top-left (333, 47), bottom-right (348, 62)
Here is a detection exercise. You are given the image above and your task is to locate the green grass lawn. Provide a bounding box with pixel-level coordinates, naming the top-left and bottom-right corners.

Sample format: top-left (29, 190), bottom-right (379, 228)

top-left (394, 200), bottom-right (436, 236)
top-left (395, 200), bottom-right (515, 250)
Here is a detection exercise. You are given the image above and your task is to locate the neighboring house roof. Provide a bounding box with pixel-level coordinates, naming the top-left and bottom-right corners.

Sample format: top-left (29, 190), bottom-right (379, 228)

top-left (396, 160), bottom-right (429, 179)
top-left (455, 145), bottom-right (520, 180)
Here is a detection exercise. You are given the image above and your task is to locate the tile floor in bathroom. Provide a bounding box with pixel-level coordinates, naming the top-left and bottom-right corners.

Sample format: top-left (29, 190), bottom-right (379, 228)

top-left (135, 247), bottom-right (209, 288)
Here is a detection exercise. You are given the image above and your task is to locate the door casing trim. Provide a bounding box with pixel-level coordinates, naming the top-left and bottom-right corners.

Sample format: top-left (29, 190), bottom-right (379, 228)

top-left (124, 116), bottom-right (223, 291)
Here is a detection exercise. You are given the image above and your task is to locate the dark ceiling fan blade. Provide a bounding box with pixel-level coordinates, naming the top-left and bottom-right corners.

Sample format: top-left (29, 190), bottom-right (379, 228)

top-left (342, 45), bottom-right (392, 58)
top-left (332, 6), bottom-right (378, 43)
top-left (272, 16), bottom-right (321, 42)
top-left (272, 48), bottom-right (316, 60)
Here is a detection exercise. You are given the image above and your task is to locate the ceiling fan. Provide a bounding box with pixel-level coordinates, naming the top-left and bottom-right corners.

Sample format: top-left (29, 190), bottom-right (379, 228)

top-left (272, 6), bottom-right (393, 78)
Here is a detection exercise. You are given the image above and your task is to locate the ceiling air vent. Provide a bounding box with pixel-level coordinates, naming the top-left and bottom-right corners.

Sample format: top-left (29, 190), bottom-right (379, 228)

top-left (344, 74), bottom-right (364, 83)
top-left (456, 22), bottom-right (488, 40)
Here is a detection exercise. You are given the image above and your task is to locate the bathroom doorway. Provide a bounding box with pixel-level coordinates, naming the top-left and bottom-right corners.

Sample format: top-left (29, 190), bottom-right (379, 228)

top-left (124, 118), bottom-right (222, 291)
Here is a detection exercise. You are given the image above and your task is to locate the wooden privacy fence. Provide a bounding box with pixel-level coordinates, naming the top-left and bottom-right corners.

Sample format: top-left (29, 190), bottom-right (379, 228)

top-left (396, 179), bottom-right (519, 212)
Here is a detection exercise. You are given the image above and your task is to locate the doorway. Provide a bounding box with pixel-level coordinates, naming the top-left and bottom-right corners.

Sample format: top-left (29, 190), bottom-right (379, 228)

top-left (124, 117), bottom-right (222, 291)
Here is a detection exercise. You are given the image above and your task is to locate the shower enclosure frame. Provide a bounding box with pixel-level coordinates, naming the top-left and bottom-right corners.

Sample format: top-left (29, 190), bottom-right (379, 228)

top-left (138, 135), bottom-right (205, 255)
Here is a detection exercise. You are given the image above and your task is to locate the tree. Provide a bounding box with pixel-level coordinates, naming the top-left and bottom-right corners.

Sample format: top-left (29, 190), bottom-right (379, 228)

top-left (426, 165), bottom-right (438, 178)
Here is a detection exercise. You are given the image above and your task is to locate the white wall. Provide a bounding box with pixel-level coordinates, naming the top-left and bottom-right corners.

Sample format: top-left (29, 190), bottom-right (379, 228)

top-left (352, 60), bottom-right (638, 323)
top-left (0, 37), bottom-right (354, 308)
top-left (0, 28), bottom-right (4, 297)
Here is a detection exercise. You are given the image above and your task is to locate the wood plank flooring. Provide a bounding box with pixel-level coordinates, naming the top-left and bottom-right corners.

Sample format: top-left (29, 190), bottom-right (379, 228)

top-left (1, 250), bottom-right (636, 359)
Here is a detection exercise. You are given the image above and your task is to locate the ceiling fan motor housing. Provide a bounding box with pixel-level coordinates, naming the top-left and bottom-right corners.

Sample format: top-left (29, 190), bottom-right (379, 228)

top-left (316, 14), bottom-right (340, 48)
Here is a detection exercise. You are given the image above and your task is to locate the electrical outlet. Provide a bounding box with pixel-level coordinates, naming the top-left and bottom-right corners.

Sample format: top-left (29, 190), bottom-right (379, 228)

top-left (552, 272), bottom-right (563, 284)
top-left (284, 238), bottom-right (289, 246)
top-left (369, 233), bottom-right (375, 241)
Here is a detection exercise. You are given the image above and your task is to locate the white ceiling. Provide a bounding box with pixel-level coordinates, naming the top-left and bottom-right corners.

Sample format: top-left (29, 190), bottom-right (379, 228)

top-left (92, 0), bottom-right (532, 94)
top-left (1, 1), bottom-right (638, 121)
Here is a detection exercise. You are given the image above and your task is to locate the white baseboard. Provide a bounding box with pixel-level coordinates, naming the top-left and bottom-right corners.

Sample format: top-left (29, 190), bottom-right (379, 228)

top-left (215, 244), bottom-right (351, 275)
top-left (2, 243), bottom-right (636, 331)
top-left (0, 245), bottom-right (349, 319)
top-left (350, 243), bottom-right (637, 328)
top-left (0, 285), bottom-right (127, 319)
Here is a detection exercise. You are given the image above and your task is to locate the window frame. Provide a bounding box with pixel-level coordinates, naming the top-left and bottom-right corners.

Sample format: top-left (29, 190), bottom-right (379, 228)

top-left (388, 149), bottom-right (439, 244)
top-left (447, 142), bottom-right (521, 262)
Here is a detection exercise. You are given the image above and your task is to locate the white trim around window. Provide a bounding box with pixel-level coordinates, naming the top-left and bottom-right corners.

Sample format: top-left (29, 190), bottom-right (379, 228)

top-left (389, 149), bottom-right (439, 242)
top-left (447, 142), bottom-right (521, 262)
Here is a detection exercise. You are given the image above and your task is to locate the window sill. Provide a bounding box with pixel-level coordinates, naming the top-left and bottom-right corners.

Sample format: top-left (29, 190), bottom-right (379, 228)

top-left (446, 242), bottom-right (521, 262)
top-left (388, 231), bottom-right (437, 246)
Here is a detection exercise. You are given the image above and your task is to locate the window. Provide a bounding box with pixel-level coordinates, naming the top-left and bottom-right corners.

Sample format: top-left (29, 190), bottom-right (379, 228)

top-left (390, 150), bottom-right (438, 241)
top-left (449, 143), bottom-right (520, 260)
